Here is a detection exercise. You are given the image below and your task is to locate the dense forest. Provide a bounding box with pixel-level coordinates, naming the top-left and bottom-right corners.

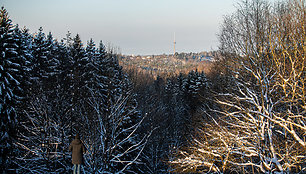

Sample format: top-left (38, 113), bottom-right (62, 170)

top-left (0, 0), bottom-right (305, 173)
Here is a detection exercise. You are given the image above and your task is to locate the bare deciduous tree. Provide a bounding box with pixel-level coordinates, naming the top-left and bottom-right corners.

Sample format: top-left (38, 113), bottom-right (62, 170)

top-left (170, 0), bottom-right (305, 173)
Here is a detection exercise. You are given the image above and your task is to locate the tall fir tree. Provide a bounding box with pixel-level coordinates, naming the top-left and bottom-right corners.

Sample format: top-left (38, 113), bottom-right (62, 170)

top-left (0, 7), bottom-right (23, 171)
top-left (85, 38), bottom-right (97, 91)
top-left (12, 26), bottom-right (33, 99)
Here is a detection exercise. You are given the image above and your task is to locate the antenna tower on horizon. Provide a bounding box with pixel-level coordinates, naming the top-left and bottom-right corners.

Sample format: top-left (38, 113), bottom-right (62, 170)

top-left (173, 32), bottom-right (176, 56)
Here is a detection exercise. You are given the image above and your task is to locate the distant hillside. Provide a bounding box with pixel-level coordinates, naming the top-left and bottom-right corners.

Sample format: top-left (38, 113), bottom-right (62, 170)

top-left (119, 51), bottom-right (218, 78)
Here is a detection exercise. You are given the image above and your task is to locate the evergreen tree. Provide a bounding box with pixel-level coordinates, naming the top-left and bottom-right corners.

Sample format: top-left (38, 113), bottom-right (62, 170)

top-left (183, 70), bottom-right (208, 110)
top-left (0, 7), bottom-right (22, 171)
top-left (45, 32), bottom-right (59, 84)
top-left (15, 34), bottom-right (71, 173)
top-left (85, 38), bottom-right (97, 90)
top-left (92, 40), bottom-right (110, 112)
top-left (12, 25), bottom-right (33, 136)
top-left (13, 26), bottom-right (33, 97)
top-left (31, 27), bottom-right (46, 83)
top-left (69, 34), bottom-right (90, 131)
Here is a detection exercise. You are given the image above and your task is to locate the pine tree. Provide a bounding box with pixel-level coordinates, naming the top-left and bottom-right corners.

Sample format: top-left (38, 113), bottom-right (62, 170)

top-left (85, 38), bottom-right (99, 92)
top-left (0, 7), bottom-right (22, 171)
top-left (12, 25), bottom-right (33, 133)
top-left (183, 70), bottom-right (208, 110)
top-left (45, 32), bottom-right (59, 84)
top-left (91, 40), bottom-right (110, 113)
top-left (15, 35), bottom-right (72, 173)
top-left (68, 34), bottom-right (88, 131)
top-left (13, 26), bottom-right (33, 97)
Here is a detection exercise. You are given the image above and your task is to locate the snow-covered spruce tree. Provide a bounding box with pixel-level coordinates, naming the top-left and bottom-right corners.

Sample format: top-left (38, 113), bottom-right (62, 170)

top-left (44, 32), bottom-right (60, 91)
top-left (30, 30), bottom-right (62, 120)
top-left (79, 38), bottom-right (99, 136)
top-left (12, 29), bottom-right (72, 173)
top-left (0, 7), bottom-right (23, 172)
top-left (135, 75), bottom-right (171, 174)
top-left (30, 29), bottom-right (61, 100)
top-left (85, 38), bottom-right (98, 91)
top-left (173, 73), bottom-right (190, 139)
top-left (88, 40), bottom-right (110, 113)
top-left (31, 27), bottom-right (49, 91)
top-left (139, 71), bottom-right (211, 173)
top-left (163, 77), bottom-right (189, 166)
top-left (165, 76), bottom-right (193, 146)
top-left (179, 70), bottom-right (210, 134)
top-left (10, 25), bottom-right (35, 170)
top-left (182, 70), bottom-right (209, 111)
top-left (37, 32), bottom-right (64, 122)
top-left (75, 41), bottom-right (148, 173)
top-left (170, 0), bottom-right (305, 173)
top-left (68, 34), bottom-right (91, 132)
top-left (54, 39), bottom-right (74, 131)
top-left (12, 26), bottom-right (33, 93)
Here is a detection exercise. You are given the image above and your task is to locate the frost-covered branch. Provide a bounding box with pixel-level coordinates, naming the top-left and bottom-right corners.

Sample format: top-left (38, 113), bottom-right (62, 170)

top-left (84, 90), bottom-right (149, 173)
top-left (171, 0), bottom-right (305, 173)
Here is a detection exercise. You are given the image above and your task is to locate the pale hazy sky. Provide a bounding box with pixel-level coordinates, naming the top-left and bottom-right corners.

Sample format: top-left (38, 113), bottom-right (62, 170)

top-left (1, 0), bottom-right (236, 55)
